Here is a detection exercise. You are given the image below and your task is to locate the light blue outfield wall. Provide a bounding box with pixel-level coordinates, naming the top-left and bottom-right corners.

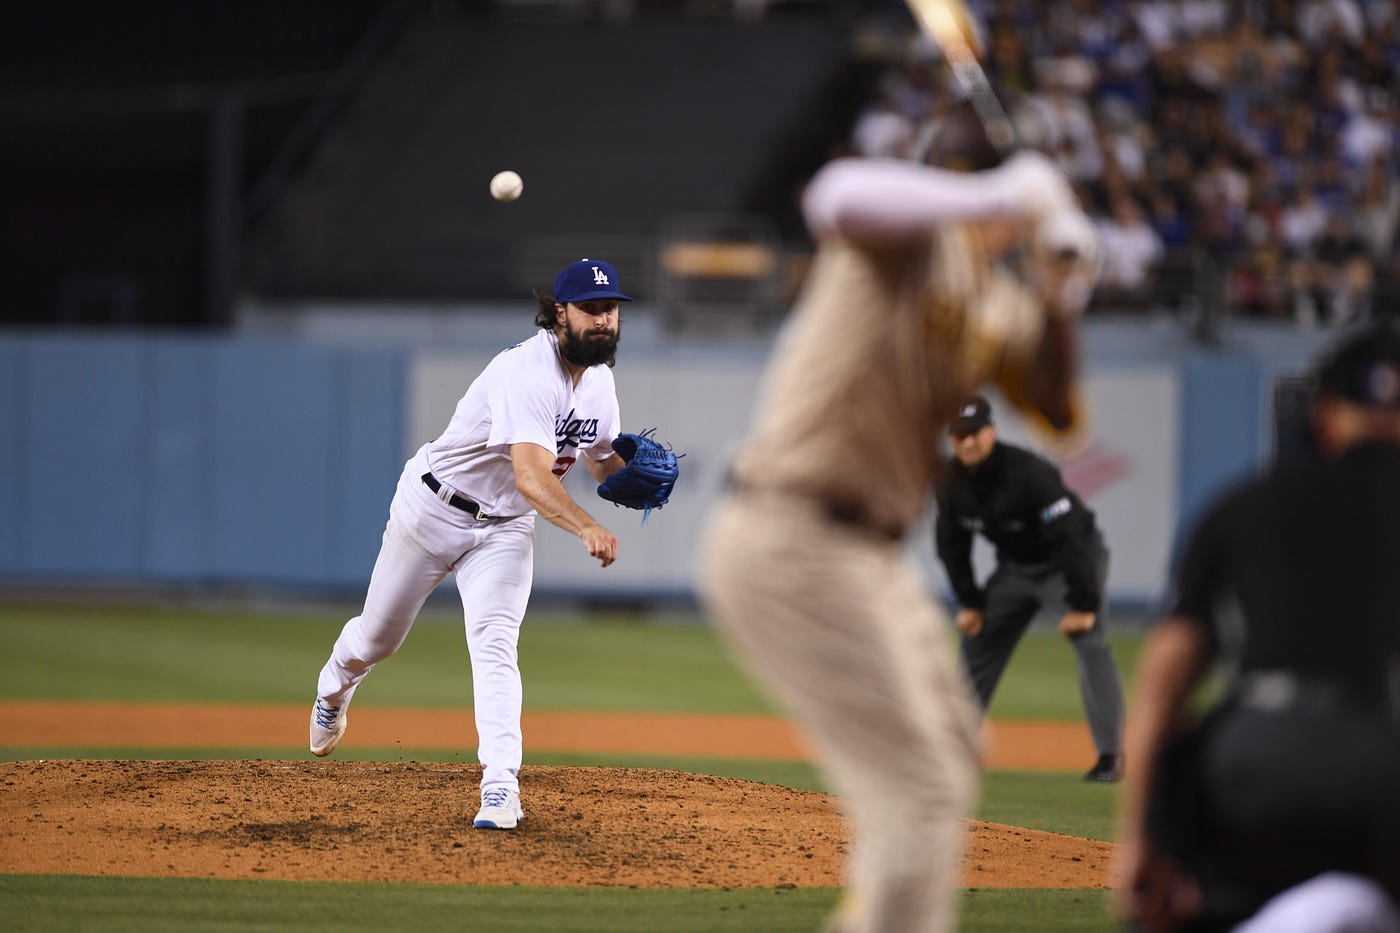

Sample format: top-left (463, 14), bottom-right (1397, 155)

top-left (0, 333), bottom-right (404, 588)
top-left (0, 340), bottom-right (24, 570)
top-left (0, 323), bottom-right (1330, 601)
top-left (1176, 357), bottom-right (1266, 546)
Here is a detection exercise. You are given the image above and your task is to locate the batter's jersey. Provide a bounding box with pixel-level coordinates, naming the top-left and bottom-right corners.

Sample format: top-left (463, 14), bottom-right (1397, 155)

top-left (1167, 442), bottom-right (1400, 710)
top-left (731, 228), bottom-right (1050, 537)
top-left (420, 329), bottom-right (620, 518)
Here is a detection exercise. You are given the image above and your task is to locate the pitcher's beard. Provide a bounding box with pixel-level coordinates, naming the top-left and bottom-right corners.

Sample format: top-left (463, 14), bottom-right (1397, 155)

top-left (560, 323), bottom-right (619, 367)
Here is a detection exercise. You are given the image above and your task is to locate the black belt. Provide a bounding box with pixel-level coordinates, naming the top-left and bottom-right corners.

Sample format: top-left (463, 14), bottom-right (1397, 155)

top-left (823, 501), bottom-right (904, 542)
top-left (421, 473), bottom-right (495, 520)
top-left (1232, 671), bottom-right (1377, 717)
top-left (725, 473), bottom-right (904, 542)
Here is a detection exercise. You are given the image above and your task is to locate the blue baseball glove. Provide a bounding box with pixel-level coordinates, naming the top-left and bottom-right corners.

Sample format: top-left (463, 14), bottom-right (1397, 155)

top-left (597, 429), bottom-right (681, 522)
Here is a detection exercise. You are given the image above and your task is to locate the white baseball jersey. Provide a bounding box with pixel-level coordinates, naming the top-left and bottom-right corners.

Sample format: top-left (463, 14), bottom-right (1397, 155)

top-left (317, 325), bottom-right (623, 798)
top-left (418, 329), bottom-right (620, 517)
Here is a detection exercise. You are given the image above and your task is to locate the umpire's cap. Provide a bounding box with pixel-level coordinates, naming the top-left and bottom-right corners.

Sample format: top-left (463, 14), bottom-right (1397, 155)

top-left (1316, 321), bottom-right (1400, 409)
top-left (951, 395), bottom-right (994, 436)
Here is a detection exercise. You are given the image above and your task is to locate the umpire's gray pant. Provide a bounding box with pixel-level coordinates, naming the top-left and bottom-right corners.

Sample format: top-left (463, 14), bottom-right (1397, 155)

top-left (959, 538), bottom-right (1125, 756)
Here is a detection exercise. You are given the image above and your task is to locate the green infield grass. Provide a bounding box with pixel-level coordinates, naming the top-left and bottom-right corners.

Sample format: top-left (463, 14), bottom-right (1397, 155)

top-left (0, 602), bottom-right (1143, 719)
top-left (1, 602), bottom-right (1136, 931)
top-left (1, 875), bottom-right (1117, 933)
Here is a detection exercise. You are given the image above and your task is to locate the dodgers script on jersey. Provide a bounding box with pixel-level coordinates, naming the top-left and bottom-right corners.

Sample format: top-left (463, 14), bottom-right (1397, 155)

top-left (415, 330), bottom-right (620, 517)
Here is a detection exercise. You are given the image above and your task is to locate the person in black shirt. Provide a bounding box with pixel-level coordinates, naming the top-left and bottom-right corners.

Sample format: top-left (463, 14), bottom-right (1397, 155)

top-left (1117, 321), bottom-right (1400, 932)
top-left (934, 395), bottom-right (1127, 782)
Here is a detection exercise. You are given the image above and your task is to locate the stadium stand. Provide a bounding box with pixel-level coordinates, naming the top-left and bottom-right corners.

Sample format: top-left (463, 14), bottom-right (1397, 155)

top-left (837, 0), bottom-right (1399, 327)
top-left (3, 0), bottom-right (1394, 332)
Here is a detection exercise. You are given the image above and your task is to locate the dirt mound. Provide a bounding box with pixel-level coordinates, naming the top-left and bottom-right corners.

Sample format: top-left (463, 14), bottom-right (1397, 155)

top-left (0, 760), bottom-right (1115, 889)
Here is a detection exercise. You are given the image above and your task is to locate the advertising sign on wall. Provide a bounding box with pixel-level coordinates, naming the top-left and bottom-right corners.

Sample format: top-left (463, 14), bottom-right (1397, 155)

top-left (410, 352), bottom-right (1178, 606)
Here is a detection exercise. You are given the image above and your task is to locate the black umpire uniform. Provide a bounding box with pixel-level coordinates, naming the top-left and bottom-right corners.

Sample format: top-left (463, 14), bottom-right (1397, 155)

top-left (934, 396), bottom-right (1126, 780)
top-left (1143, 324), bottom-right (1400, 930)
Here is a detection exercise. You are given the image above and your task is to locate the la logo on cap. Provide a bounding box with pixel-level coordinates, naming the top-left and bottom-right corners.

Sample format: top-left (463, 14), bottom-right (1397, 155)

top-left (553, 258), bottom-right (633, 304)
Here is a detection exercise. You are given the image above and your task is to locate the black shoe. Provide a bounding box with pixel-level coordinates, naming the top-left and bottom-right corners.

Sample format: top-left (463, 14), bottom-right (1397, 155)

top-left (1084, 753), bottom-right (1122, 783)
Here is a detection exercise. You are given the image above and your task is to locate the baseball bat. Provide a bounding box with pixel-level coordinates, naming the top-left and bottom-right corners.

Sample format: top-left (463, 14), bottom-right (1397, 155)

top-left (904, 0), bottom-right (1018, 155)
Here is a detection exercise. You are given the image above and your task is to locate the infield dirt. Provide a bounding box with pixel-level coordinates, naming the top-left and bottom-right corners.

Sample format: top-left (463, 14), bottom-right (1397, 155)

top-left (0, 702), bottom-right (1118, 890)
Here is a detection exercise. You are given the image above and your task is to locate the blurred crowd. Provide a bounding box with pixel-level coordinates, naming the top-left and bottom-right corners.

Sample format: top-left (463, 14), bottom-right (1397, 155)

top-left (842, 0), bottom-right (1400, 325)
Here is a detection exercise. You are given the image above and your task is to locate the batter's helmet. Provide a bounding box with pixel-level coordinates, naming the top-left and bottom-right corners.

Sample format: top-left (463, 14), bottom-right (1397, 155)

top-left (921, 98), bottom-right (1007, 173)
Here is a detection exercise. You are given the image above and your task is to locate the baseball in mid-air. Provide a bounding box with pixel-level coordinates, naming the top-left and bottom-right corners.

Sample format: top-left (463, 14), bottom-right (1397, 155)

top-left (490, 170), bottom-right (523, 202)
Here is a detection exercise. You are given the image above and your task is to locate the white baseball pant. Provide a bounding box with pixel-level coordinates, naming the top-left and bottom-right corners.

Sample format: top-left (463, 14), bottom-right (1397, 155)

top-left (316, 461), bottom-right (536, 794)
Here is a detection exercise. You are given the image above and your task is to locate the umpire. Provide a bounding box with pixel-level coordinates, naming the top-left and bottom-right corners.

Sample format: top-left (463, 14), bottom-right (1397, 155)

top-left (934, 395), bottom-right (1126, 782)
top-left (1117, 321), bottom-right (1400, 931)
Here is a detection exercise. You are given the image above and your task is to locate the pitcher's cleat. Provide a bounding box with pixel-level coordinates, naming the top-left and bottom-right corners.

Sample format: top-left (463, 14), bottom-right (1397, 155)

top-left (309, 698), bottom-right (347, 757)
top-left (473, 787), bottom-right (524, 830)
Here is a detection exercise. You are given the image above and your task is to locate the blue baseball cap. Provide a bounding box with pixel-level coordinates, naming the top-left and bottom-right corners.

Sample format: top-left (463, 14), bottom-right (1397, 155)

top-left (554, 259), bottom-right (633, 304)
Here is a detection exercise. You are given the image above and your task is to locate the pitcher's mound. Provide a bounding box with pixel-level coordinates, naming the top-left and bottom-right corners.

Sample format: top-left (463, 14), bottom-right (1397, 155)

top-left (0, 760), bottom-right (1115, 888)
